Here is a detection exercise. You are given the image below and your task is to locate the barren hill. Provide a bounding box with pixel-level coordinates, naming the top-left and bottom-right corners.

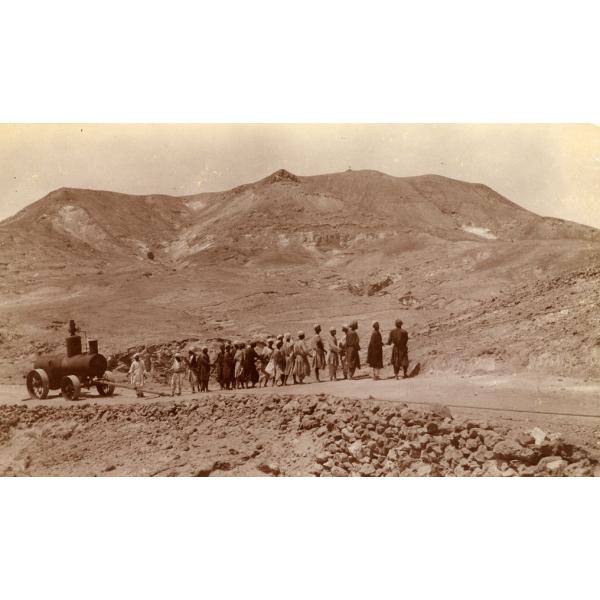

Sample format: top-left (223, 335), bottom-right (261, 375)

top-left (1, 168), bottom-right (599, 382)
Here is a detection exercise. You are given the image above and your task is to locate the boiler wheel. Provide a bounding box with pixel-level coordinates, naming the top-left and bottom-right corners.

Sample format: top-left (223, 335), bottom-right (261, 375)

top-left (96, 370), bottom-right (115, 397)
top-left (26, 369), bottom-right (49, 399)
top-left (61, 375), bottom-right (81, 401)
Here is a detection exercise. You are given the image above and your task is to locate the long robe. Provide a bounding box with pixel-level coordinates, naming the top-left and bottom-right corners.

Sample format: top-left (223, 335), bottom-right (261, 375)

top-left (188, 354), bottom-right (199, 386)
top-left (272, 348), bottom-right (286, 378)
top-left (284, 340), bottom-right (295, 376)
top-left (293, 339), bottom-right (311, 378)
top-left (326, 334), bottom-right (339, 368)
top-left (345, 330), bottom-right (361, 370)
top-left (128, 359), bottom-right (145, 387)
top-left (234, 349), bottom-right (245, 379)
top-left (311, 333), bottom-right (327, 370)
top-left (339, 333), bottom-right (348, 377)
top-left (367, 329), bottom-right (384, 369)
top-left (244, 347), bottom-right (260, 385)
top-left (198, 353), bottom-right (211, 387)
top-left (223, 348), bottom-right (235, 386)
top-left (388, 327), bottom-right (409, 370)
top-left (261, 346), bottom-right (274, 376)
top-left (214, 349), bottom-right (225, 386)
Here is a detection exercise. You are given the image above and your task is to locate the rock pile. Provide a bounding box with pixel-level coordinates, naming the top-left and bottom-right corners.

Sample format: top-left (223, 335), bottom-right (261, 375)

top-left (293, 398), bottom-right (596, 477)
top-left (0, 393), bottom-right (597, 476)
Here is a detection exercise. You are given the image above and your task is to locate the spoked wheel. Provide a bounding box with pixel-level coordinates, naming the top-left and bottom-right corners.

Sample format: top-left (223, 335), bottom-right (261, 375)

top-left (26, 369), bottom-right (49, 399)
top-left (61, 375), bottom-right (81, 401)
top-left (96, 370), bottom-right (115, 397)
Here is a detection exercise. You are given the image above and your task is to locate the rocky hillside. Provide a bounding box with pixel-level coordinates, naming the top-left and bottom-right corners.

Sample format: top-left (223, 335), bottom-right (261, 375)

top-left (0, 168), bottom-right (598, 381)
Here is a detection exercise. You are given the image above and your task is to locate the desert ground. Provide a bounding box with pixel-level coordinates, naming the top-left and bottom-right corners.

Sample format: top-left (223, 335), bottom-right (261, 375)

top-left (1, 370), bottom-right (599, 476)
top-left (1, 168), bottom-right (599, 475)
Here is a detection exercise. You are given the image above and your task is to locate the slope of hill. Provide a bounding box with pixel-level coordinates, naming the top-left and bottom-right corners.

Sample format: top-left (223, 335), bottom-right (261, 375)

top-left (0, 168), bottom-right (598, 382)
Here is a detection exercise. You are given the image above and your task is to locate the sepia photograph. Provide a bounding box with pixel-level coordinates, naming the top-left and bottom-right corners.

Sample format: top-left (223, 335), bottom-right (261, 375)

top-left (1, 123), bottom-right (599, 478)
top-left (2, 2), bottom-right (600, 598)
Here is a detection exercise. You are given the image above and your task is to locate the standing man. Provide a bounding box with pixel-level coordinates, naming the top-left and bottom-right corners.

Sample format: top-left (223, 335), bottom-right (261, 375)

top-left (367, 321), bottom-right (384, 380)
top-left (345, 321), bottom-right (361, 380)
top-left (198, 346), bottom-right (211, 392)
top-left (311, 324), bottom-right (326, 382)
top-left (339, 325), bottom-right (349, 380)
top-left (272, 339), bottom-right (286, 386)
top-left (244, 341), bottom-right (260, 388)
top-left (293, 331), bottom-right (311, 384)
top-left (170, 352), bottom-right (185, 396)
top-left (187, 348), bottom-right (198, 393)
top-left (326, 327), bottom-right (340, 381)
top-left (214, 344), bottom-right (226, 389)
top-left (234, 342), bottom-right (246, 388)
top-left (224, 343), bottom-right (236, 390)
top-left (259, 339), bottom-right (275, 388)
top-left (283, 332), bottom-right (295, 385)
top-left (387, 319), bottom-right (410, 379)
top-left (128, 352), bottom-right (146, 398)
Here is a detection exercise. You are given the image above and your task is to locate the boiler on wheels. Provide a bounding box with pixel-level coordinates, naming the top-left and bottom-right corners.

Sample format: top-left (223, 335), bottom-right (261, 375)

top-left (26, 319), bottom-right (115, 400)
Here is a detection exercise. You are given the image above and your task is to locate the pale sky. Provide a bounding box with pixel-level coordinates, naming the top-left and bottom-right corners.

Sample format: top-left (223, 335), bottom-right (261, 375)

top-left (1, 124), bottom-right (599, 228)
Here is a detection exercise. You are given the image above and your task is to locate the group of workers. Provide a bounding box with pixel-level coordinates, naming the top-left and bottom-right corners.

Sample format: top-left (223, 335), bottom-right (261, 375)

top-left (127, 319), bottom-right (409, 397)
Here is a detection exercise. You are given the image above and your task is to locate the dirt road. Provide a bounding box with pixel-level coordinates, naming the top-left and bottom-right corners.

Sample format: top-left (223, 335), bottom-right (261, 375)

top-left (3, 372), bottom-right (600, 421)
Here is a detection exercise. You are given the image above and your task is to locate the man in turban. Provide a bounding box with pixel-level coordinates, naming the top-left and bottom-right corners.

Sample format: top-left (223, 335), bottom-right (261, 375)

top-left (387, 319), bottom-right (409, 379)
top-left (345, 321), bottom-right (361, 379)
top-left (367, 321), bottom-right (384, 380)
top-left (293, 331), bottom-right (311, 384)
top-left (311, 324), bottom-right (326, 382)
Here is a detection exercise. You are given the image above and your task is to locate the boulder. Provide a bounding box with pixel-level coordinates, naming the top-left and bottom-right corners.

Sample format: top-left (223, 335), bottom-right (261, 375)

top-left (359, 463), bottom-right (376, 477)
top-left (492, 440), bottom-right (535, 463)
top-left (466, 438), bottom-right (480, 452)
top-left (481, 429), bottom-right (502, 449)
top-left (511, 431), bottom-right (535, 446)
top-left (309, 463), bottom-right (324, 476)
top-left (482, 461), bottom-right (503, 477)
top-left (444, 445), bottom-right (462, 464)
top-left (425, 422), bottom-right (439, 434)
top-left (528, 427), bottom-right (547, 446)
top-left (341, 427), bottom-right (355, 442)
top-left (330, 465), bottom-right (348, 477)
top-left (315, 452), bottom-right (329, 465)
top-left (405, 461), bottom-right (432, 477)
top-left (563, 461), bottom-right (593, 477)
top-left (473, 445), bottom-right (491, 464)
top-left (543, 458), bottom-right (568, 476)
top-left (347, 440), bottom-right (365, 460)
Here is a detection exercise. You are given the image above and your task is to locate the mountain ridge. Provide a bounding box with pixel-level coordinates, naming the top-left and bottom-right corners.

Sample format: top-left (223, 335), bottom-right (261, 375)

top-left (1, 168), bottom-right (599, 384)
